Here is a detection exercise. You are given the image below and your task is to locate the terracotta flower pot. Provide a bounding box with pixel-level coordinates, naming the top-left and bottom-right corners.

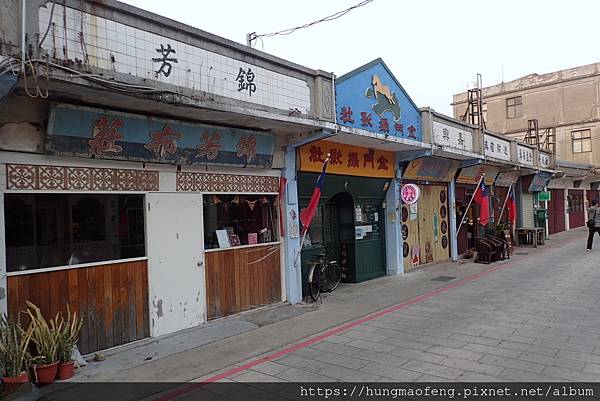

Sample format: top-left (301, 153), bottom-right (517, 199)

top-left (32, 362), bottom-right (58, 386)
top-left (57, 361), bottom-right (75, 380)
top-left (2, 371), bottom-right (29, 392)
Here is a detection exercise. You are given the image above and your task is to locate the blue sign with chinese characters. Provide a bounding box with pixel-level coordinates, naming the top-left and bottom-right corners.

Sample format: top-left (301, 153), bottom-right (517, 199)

top-left (335, 58), bottom-right (422, 141)
top-left (46, 104), bottom-right (274, 168)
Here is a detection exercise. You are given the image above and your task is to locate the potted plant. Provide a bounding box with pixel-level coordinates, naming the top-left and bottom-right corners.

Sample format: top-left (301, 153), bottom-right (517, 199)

top-left (495, 222), bottom-right (510, 236)
top-left (0, 314), bottom-right (33, 391)
top-left (26, 302), bottom-right (61, 385)
top-left (56, 306), bottom-right (83, 380)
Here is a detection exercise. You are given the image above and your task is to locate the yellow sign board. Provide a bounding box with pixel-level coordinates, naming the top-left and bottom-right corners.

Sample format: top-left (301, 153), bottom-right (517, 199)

top-left (298, 140), bottom-right (395, 178)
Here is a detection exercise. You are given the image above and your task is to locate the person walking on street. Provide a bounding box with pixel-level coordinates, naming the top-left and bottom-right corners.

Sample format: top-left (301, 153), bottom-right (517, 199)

top-left (587, 199), bottom-right (600, 250)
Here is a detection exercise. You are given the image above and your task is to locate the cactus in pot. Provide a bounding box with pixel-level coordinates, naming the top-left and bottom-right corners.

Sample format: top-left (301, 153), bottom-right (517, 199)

top-left (56, 305), bottom-right (83, 380)
top-left (0, 314), bottom-right (34, 388)
top-left (26, 302), bottom-right (62, 385)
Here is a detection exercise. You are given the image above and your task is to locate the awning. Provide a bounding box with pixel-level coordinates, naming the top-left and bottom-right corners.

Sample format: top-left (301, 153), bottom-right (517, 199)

top-left (456, 165), bottom-right (500, 186)
top-left (402, 157), bottom-right (460, 182)
top-left (495, 170), bottom-right (521, 187)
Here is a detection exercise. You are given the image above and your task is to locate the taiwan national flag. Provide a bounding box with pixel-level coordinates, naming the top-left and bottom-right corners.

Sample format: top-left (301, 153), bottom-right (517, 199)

top-left (473, 181), bottom-right (490, 226)
top-left (507, 190), bottom-right (517, 224)
top-left (299, 158), bottom-right (329, 233)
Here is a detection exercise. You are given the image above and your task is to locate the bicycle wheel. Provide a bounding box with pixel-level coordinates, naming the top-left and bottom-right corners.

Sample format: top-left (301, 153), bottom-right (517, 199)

top-left (322, 261), bottom-right (342, 292)
top-left (308, 264), bottom-right (321, 302)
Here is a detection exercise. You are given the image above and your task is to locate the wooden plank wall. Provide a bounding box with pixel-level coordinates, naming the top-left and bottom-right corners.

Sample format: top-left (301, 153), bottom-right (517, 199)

top-left (7, 260), bottom-right (150, 355)
top-left (205, 245), bottom-right (281, 320)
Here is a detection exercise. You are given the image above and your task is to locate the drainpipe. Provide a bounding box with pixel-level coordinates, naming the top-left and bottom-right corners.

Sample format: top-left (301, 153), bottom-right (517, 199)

top-left (21, 0), bottom-right (27, 62)
top-left (428, 108), bottom-right (435, 152)
top-left (449, 177), bottom-right (458, 262)
top-left (332, 72), bottom-right (337, 133)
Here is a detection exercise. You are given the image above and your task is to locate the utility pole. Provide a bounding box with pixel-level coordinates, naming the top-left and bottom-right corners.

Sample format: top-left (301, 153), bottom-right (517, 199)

top-left (246, 32), bottom-right (256, 47)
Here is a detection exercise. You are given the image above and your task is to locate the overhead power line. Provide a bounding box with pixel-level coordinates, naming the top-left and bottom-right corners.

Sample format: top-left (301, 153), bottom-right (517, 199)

top-left (247, 0), bottom-right (374, 47)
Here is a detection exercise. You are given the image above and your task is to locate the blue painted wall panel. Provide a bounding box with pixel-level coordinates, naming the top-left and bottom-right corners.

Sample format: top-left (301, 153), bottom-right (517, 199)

top-left (336, 61), bottom-right (422, 141)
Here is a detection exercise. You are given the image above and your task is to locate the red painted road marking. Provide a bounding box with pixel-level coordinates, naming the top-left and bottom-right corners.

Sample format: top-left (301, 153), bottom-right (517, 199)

top-left (154, 233), bottom-right (584, 401)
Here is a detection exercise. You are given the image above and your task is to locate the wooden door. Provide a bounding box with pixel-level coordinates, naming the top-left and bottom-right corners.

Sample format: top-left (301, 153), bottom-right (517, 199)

top-left (494, 186), bottom-right (509, 225)
top-left (549, 189), bottom-right (565, 234)
top-left (402, 195), bottom-right (420, 271)
top-left (433, 186), bottom-right (450, 262)
top-left (568, 189), bottom-right (585, 228)
top-left (402, 184), bottom-right (450, 269)
top-left (455, 186), bottom-right (469, 255)
top-left (419, 186), bottom-right (436, 264)
top-left (146, 193), bottom-right (205, 337)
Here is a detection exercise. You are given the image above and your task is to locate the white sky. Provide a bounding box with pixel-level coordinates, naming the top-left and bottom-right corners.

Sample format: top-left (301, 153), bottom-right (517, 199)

top-left (121, 0), bottom-right (600, 116)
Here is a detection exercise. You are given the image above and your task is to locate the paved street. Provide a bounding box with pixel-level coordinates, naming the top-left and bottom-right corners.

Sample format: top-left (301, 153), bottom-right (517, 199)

top-left (197, 228), bottom-right (600, 383)
top-left (55, 227), bottom-right (600, 392)
top-left (39, 228), bottom-right (600, 400)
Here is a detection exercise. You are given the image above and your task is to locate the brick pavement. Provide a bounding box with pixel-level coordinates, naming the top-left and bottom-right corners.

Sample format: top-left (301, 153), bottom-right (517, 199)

top-left (210, 229), bottom-right (600, 382)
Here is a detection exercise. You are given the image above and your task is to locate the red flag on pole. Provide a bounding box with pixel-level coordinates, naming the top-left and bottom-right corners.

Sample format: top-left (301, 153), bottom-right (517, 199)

top-left (473, 180), bottom-right (490, 226)
top-left (299, 158), bottom-right (329, 233)
top-left (507, 190), bottom-right (517, 223)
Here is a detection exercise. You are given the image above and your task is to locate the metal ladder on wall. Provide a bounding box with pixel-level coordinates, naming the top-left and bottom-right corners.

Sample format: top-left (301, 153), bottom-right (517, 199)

top-left (524, 119), bottom-right (556, 153)
top-left (461, 73), bottom-right (486, 129)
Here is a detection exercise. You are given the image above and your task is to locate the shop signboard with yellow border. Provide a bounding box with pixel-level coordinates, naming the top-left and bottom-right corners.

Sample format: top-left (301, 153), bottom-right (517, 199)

top-left (402, 157), bottom-right (459, 182)
top-left (298, 140), bottom-right (395, 178)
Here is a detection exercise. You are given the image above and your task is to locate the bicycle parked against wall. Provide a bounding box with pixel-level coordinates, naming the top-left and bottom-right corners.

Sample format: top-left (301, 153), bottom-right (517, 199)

top-left (307, 244), bottom-right (342, 302)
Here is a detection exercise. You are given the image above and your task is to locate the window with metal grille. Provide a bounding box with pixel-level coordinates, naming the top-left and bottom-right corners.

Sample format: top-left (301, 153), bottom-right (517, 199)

top-left (506, 96), bottom-right (523, 119)
top-left (572, 129), bottom-right (592, 153)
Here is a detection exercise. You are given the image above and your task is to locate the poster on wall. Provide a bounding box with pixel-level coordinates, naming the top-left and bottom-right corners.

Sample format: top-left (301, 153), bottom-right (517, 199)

top-left (409, 202), bottom-right (418, 220)
top-left (216, 230), bottom-right (231, 248)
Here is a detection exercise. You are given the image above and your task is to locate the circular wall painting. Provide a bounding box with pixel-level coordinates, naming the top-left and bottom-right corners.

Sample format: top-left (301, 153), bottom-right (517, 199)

top-left (440, 190), bottom-right (447, 204)
top-left (442, 236), bottom-right (448, 249)
top-left (402, 224), bottom-right (409, 240)
top-left (403, 242), bottom-right (409, 257)
top-left (401, 184), bottom-right (420, 204)
top-left (402, 207), bottom-right (409, 222)
top-left (440, 205), bottom-right (447, 219)
top-left (441, 220), bottom-right (448, 234)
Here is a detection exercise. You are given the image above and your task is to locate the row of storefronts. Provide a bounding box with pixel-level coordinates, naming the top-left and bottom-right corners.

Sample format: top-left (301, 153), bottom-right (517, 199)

top-left (0, 1), bottom-right (598, 356)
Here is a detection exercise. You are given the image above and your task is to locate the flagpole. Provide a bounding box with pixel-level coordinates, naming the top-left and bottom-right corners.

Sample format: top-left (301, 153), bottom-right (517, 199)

top-left (294, 155), bottom-right (330, 269)
top-left (498, 183), bottom-right (512, 222)
top-left (456, 173), bottom-right (485, 237)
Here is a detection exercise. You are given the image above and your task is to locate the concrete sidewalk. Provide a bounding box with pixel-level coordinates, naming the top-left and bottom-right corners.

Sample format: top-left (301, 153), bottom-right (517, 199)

top-left (69, 227), bottom-right (588, 383)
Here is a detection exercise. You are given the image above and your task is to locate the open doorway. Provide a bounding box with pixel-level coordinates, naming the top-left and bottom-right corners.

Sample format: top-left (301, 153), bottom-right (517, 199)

top-left (324, 192), bottom-right (354, 281)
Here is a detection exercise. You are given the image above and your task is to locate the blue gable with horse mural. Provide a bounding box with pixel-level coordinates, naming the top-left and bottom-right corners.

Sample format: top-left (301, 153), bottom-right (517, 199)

top-left (335, 58), bottom-right (422, 141)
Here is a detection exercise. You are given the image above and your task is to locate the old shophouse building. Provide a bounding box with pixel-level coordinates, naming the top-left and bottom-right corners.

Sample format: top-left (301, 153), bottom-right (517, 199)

top-left (0, 1), bottom-right (556, 356)
top-left (452, 62), bottom-right (600, 233)
top-left (0, 0), bottom-right (336, 354)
